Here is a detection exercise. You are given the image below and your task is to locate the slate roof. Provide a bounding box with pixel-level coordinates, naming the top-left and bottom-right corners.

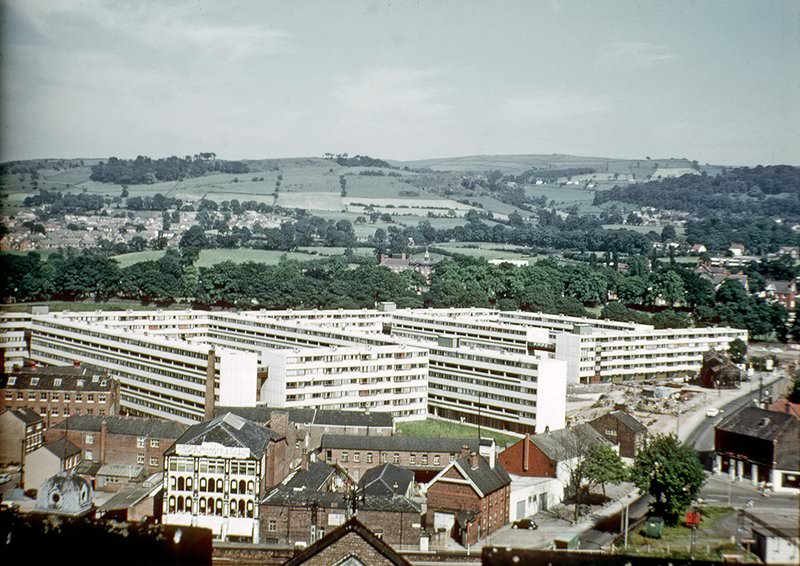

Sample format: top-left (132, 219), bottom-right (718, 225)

top-left (451, 455), bottom-right (511, 496)
top-left (9, 407), bottom-right (43, 425)
top-left (43, 438), bottom-right (81, 459)
top-left (716, 407), bottom-right (795, 441)
top-left (530, 424), bottom-right (609, 461)
top-left (359, 463), bottom-right (413, 497)
top-left (283, 461), bottom-right (337, 492)
top-left (168, 412), bottom-right (278, 459)
top-left (215, 405), bottom-right (394, 428)
top-left (284, 517), bottom-right (413, 566)
top-left (320, 434), bottom-right (480, 453)
top-left (1, 365), bottom-right (114, 392)
top-left (98, 474), bottom-right (163, 512)
top-left (597, 410), bottom-right (648, 434)
top-left (51, 415), bottom-right (185, 439)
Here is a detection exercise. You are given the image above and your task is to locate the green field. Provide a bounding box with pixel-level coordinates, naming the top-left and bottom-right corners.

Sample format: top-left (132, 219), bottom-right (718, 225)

top-left (111, 247), bottom-right (375, 268)
top-left (0, 299), bottom-right (184, 313)
top-left (396, 418), bottom-right (519, 446)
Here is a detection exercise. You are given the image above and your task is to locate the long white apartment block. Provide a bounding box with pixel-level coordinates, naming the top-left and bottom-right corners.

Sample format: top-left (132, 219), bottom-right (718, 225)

top-left (1, 305), bottom-right (746, 432)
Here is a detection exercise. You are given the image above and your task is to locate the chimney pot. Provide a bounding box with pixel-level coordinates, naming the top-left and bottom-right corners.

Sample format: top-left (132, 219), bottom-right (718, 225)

top-left (469, 451), bottom-right (479, 470)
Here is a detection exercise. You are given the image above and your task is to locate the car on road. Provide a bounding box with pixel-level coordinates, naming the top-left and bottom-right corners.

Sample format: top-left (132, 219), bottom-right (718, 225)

top-left (705, 408), bottom-right (720, 417)
top-left (511, 518), bottom-right (538, 530)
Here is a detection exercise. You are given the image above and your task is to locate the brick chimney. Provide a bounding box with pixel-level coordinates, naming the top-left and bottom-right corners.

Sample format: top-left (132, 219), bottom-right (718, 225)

top-left (469, 452), bottom-right (479, 470)
top-left (523, 434), bottom-right (530, 473)
top-left (270, 411), bottom-right (289, 438)
top-left (460, 444), bottom-right (470, 458)
top-left (100, 419), bottom-right (108, 465)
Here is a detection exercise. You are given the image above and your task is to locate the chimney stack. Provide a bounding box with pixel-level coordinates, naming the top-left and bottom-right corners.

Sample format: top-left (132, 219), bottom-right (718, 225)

top-left (270, 411), bottom-right (290, 438)
top-left (461, 444), bottom-right (470, 458)
top-left (469, 451), bottom-right (479, 470)
top-left (100, 419), bottom-right (108, 465)
top-left (523, 434), bottom-right (530, 472)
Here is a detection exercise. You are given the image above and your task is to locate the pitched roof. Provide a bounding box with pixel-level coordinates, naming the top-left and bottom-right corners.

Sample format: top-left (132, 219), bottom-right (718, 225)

top-left (320, 434), bottom-right (479, 453)
top-left (768, 398), bottom-right (800, 418)
top-left (7, 407), bottom-right (43, 425)
top-left (283, 461), bottom-right (338, 492)
top-left (1, 365), bottom-right (114, 392)
top-left (428, 454), bottom-right (511, 498)
top-left (215, 405), bottom-right (394, 428)
top-left (168, 412), bottom-right (278, 459)
top-left (716, 406), bottom-right (795, 441)
top-left (529, 424), bottom-right (609, 461)
top-left (43, 438), bottom-right (81, 459)
top-left (51, 415), bottom-right (185, 439)
top-left (98, 473), bottom-right (163, 512)
top-left (359, 463), bottom-right (413, 497)
top-left (283, 517), bottom-right (413, 566)
top-left (593, 410), bottom-right (648, 434)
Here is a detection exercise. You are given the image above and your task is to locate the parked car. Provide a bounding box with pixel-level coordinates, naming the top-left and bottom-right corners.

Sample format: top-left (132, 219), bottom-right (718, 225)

top-left (705, 407), bottom-right (720, 418)
top-left (511, 518), bottom-right (538, 530)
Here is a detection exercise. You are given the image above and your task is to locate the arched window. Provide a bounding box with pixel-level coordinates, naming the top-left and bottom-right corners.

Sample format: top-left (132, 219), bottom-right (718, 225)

top-left (177, 497), bottom-right (184, 512)
top-left (184, 497), bottom-right (192, 513)
top-left (199, 498), bottom-right (206, 513)
top-left (238, 499), bottom-right (245, 517)
top-left (247, 481), bottom-right (254, 495)
top-left (177, 477), bottom-right (185, 491)
top-left (170, 476), bottom-right (176, 489)
top-left (230, 480), bottom-right (237, 494)
top-left (239, 480), bottom-right (246, 494)
top-left (246, 501), bottom-right (254, 518)
top-left (230, 500), bottom-right (237, 517)
top-left (200, 478), bottom-right (206, 491)
top-left (186, 477), bottom-right (193, 490)
top-left (208, 497), bottom-right (214, 515)
top-left (215, 499), bottom-right (223, 515)
top-left (208, 477), bottom-right (215, 493)
top-left (168, 496), bottom-right (176, 513)
top-left (216, 479), bottom-right (223, 492)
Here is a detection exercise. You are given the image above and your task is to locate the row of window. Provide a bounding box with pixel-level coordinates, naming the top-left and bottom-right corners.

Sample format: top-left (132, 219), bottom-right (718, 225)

top-left (333, 450), bottom-right (452, 466)
top-left (166, 496), bottom-right (255, 518)
top-left (170, 476), bottom-right (255, 495)
top-left (4, 391), bottom-right (106, 403)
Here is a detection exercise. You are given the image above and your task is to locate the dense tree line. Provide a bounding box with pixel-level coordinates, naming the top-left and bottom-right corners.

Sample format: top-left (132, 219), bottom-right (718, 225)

top-left (90, 155), bottom-right (249, 184)
top-left (126, 194), bottom-right (183, 211)
top-left (23, 190), bottom-right (105, 213)
top-left (0, 251), bottom-right (788, 339)
top-left (594, 165), bottom-right (800, 221)
top-left (684, 215), bottom-right (799, 254)
top-left (330, 154), bottom-right (391, 168)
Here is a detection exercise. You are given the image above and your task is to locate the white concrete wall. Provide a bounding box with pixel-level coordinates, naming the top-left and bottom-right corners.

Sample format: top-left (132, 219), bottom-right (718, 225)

top-left (509, 477), bottom-right (562, 520)
top-left (555, 333), bottom-right (583, 384)
top-left (259, 350), bottom-right (288, 407)
top-left (535, 359), bottom-right (567, 433)
top-left (218, 349), bottom-right (258, 407)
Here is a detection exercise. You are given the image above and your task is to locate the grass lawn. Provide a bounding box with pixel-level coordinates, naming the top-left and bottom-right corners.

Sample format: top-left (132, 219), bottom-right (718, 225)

top-left (0, 300), bottom-right (185, 313)
top-left (623, 506), bottom-right (758, 562)
top-left (396, 418), bottom-right (519, 447)
top-left (110, 247), bottom-right (376, 269)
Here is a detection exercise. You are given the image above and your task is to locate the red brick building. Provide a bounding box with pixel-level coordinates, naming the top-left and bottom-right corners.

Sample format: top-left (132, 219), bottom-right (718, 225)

top-left (45, 415), bottom-right (185, 475)
top-left (588, 410), bottom-right (648, 459)
top-left (424, 452), bottom-right (511, 546)
top-left (260, 461), bottom-right (423, 548)
top-left (0, 407), bottom-right (44, 465)
top-left (499, 424), bottom-right (610, 477)
top-left (0, 364), bottom-right (119, 428)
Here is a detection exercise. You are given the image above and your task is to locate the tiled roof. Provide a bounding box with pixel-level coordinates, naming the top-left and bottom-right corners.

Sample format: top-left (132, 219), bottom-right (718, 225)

top-left (169, 412), bottom-right (278, 459)
top-left (8, 407), bottom-right (43, 425)
top-left (51, 415), bottom-right (184, 439)
top-left (359, 463), bottom-right (413, 497)
top-left (529, 424), bottom-right (610, 461)
top-left (1, 365), bottom-right (114, 392)
top-left (44, 438), bottom-right (81, 459)
top-left (594, 410), bottom-right (648, 434)
top-left (215, 405), bottom-right (393, 428)
top-left (452, 455), bottom-right (511, 495)
top-left (320, 434), bottom-right (479, 453)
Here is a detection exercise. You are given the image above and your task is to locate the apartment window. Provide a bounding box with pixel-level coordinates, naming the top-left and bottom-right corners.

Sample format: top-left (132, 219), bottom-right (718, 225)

top-left (433, 455), bottom-right (440, 466)
top-left (40, 392), bottom-right (48, 401)
top-left (409, 454), bottom-right (416, 465)
top-left (3, 393), bottom-right (11, 400)
top-left (149, 456), bottom-right (158, 466)
top-left (392, 453), bottom-right (400, 464)
top-left (64, 393), bottom-right (71, 402)
top-left (353, 452), bottom-right (360, 463)
top-left (87, 394), bottom-right (94, 403)
top-left (98, 394), bottom-right (106, 403)
top-left (51, 408), bottom-right (59, 417)
top-left (75, 393), bottom-right (82, 402)
top-left (85, 450), bottom-right (93, 461)
top-left (16, 392), bottom-right (23, 400)
top-left (85, 434), bottom-right (94, 445)
top-left (137, 454), bottom-right (145, 465)
top-left (150, 439), bottom-right (159, 448)
top-left (421, 455), bottom-right (428, 465)
top-left (366, 452), bottom-right (373, 464)
top-left (28, 392), bottom-right (36, 401)
top-left (341, 452), bottom-right (348, 463)
top-left (268, 520), bottom-right (277, 532)
top-left (63, 408), bottom-right (70, 416)
top-left (137, 437), bottom-right (146, 448)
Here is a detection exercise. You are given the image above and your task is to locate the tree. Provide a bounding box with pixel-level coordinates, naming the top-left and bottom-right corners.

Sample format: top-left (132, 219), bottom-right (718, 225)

top-left (583, 444), bottom-right (627, 497)
top-left (660, 225), bottom-right (677, 242)
top-left (728, 338), bottom-right (747, 364)
top-left (631, 434), bottom-right (705, 525)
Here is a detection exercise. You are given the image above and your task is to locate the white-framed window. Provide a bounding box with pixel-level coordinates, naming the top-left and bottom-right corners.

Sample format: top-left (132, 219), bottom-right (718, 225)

top-left (150, 439), bottom-right (159, 448)
top-left (268, 519), bottom-right (277, 532)
top-left (353, 452), bottom-right (360, 463)
top-left (85, 450), bottom-right (93, 461)
top-left (433, 455), bottom-right (440, 466)
top-left (149, 456), bottom-right (158, 466)
top-left (137, 437), bottom-right (146, 448)
top-left (85, 434), bottom-right (94, 445)
top-left (137, 454), bottom-right (145, 464)
top-left (87, 394), bottom-right (94, 403)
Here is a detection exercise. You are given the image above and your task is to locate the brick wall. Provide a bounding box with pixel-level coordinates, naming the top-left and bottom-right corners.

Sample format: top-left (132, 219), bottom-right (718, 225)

top-left (498, 437), bottom-right (555, 477)
top-left (0, 385), bottom-right (119, 429)
top-left (299, 531), bottom-right (398, 566)
top-left (589, 414), bottom-right (642, 458)
top-left (320, 446), bottom-right (465, 480)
